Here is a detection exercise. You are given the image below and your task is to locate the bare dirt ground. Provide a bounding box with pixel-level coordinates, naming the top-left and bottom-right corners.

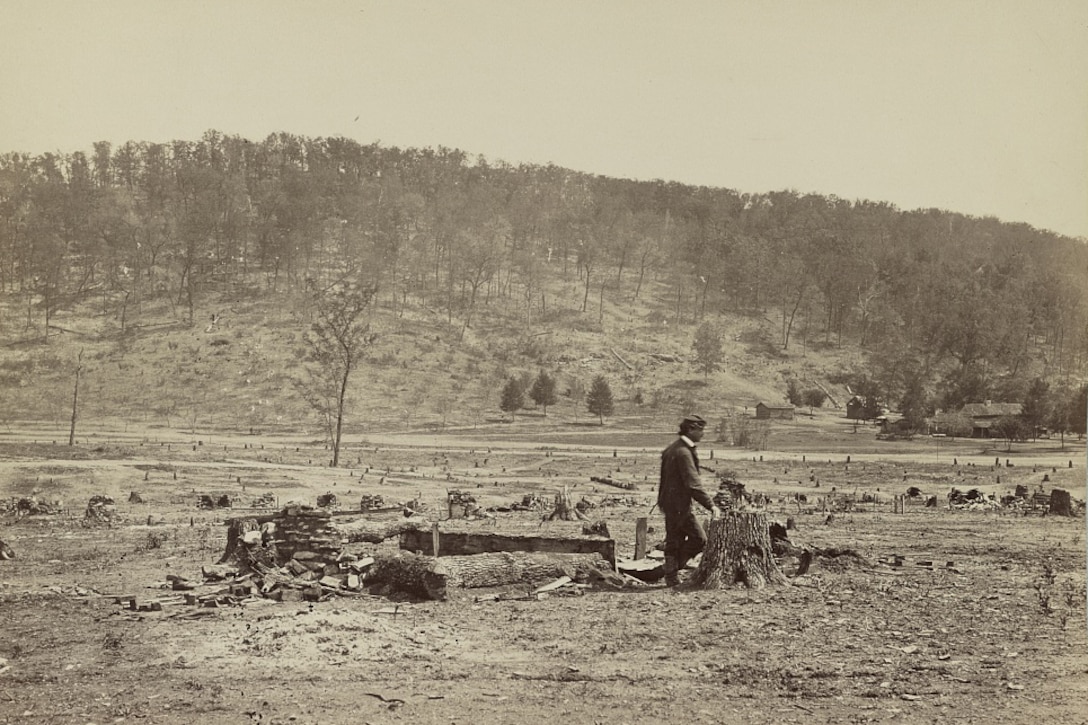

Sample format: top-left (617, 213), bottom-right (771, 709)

top-left (1, 424), bottom-right (1086, 725)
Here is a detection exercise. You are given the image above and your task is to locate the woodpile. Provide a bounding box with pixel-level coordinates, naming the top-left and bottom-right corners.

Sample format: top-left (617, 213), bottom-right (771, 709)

top-left (359, 494), bottom-right (386, 511)
top-left (446, 489), bottom-right (479, 519)
top-left (84, 495), bottom-right (117, 524)
top-left (11, 497), bottom-right (61, 516)
top-left (212, 507), bottom-right (624, 602)
top-left (250, 492), bottom-right (277, 508)
top-left (220, 505), bottom-right (344, 570)
top-left (198, 494), bottom-right (234, 510)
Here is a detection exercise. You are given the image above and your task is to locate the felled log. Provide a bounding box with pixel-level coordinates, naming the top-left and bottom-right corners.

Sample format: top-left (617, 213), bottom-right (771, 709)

top-left (609, 347), bottom-right (633, 370)
top-left (399, 528), bottom-right (615, 564)
top-left (333, 518), bottom-right (425, 544)
top-left (370, 550), bottom-right (617, 600)
top-left (688, 511), bottom-right (788, 589)
top-left (589, 476), bottom-right (637, 491)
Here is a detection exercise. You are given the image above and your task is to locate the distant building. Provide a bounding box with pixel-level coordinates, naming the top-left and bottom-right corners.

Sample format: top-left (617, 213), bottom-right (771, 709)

top-left (959, 401), bottom-right (1022, 438)
top-left (755, 402), bottom-right (795, 420)
top-left (846, 395), bottom-right (867, 420)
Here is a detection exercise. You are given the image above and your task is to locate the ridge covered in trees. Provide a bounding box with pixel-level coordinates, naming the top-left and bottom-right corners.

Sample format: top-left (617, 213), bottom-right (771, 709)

top-left (1, 130), bottom-right (1086, 429)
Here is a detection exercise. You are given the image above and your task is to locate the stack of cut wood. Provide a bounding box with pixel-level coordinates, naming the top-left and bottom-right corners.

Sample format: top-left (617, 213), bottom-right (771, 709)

top-left (510, 493), bottom-right (547, 511)
top-left (447, 489), bottom-right (478, 519)
top-left (214, 508), bottom-right (627, 602)
top-left (250, 492), bottom-right (277, 508)
top-left (359, 494), bottom-right (386, 511)
top-left (220, 505), bottom-right (344, 571)
top-left (84, 495), bottom-right (117, 524)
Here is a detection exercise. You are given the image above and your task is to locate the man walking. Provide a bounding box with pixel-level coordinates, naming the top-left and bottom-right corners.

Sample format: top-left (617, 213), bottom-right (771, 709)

top-left (658, 414), bottom-right (720, 586)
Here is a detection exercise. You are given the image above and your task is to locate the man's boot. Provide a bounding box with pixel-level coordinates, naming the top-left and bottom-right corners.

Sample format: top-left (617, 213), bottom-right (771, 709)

top-left (663, 556), bottom-right (680, 586)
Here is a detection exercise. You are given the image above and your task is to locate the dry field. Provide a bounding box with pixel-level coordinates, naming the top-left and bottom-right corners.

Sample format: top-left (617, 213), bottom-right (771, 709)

top-left (1, 424), bottom-right (1086, 725)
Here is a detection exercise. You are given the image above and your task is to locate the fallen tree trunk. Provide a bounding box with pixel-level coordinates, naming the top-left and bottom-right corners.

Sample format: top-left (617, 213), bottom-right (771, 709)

top-left (688, 511), bottom-right (788, 589)
top-left (370, 551), bottom-right (617, 600)
top-left (333, 518), bottom-right (425, 544)
top-left (609, 347), bottom-right (633, 370)
top-left (399, 527), bottom-right (615, 564)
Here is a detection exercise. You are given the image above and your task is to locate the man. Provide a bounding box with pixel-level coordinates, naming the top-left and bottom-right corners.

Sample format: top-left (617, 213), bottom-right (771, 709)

top-left (657, 414), bottom-right (721, 586)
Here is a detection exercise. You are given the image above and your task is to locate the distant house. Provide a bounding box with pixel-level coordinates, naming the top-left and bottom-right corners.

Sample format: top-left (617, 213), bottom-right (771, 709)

top-left (876, 415), bottom-right (913, 435)
top-left (755, 402), bottom-right (795, 420)
top-left (959, 401), bottom-right (1022, 438)
top-left (846, 395), bottom-right (867, 420)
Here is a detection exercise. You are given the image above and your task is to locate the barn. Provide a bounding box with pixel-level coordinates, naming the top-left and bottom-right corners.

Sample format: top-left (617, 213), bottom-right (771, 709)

top-left (755, 402), bottom-right (795, 420)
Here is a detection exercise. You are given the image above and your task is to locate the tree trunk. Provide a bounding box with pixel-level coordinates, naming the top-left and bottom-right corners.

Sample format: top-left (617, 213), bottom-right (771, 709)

top-left (544, 487), bottom-right (589, 522)
top-left (68, 349), bottom-right (83, 446)
top-left (369, 550), bottom-right (612, 600)
top-left (688, 511), bottom-right (788, 589)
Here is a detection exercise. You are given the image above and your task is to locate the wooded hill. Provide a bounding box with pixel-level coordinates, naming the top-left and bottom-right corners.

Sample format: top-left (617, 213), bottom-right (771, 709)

top-left (1, 130), bottom-right (1086, 435)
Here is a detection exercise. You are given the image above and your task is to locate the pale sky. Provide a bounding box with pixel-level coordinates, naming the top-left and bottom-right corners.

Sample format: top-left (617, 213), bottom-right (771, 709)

top-left (2, 0), bottom-right (1087, 238)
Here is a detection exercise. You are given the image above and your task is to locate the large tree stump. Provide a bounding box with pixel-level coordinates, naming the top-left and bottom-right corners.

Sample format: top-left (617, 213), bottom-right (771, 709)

top-left (1049, 488), bottom-right (1073, 516)
top-left (688, 511), bottom-right (788, 589)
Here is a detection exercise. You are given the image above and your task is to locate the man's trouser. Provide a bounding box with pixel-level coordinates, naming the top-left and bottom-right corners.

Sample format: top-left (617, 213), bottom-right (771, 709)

top-left (663, 507), bottom-right (707, 580)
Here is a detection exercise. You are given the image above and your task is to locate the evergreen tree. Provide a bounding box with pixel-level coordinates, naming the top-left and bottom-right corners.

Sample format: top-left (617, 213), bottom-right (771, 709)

top-left (529, 370), bottom-right (558, 417)
top-left (899, 376), bottom-right (930, 434)
top-left (1069, 384), bottom-right (1088, 437)
top-left (499, 377), bottom-right (525, 421)
top-left (586, 375), bottom-right (614, 425)
top-left (692, 322), bottom-right (724, 380)
top-left (786, 379), bottom-right (803, 407)
top-left (1019, 377), bottom-right (1051, 440)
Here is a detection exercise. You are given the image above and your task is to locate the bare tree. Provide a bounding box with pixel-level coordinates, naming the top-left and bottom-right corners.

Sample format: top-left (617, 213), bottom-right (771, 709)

top-left (300, 279), bottom-right (378, 467)
top-left (68, 348), bottom-right (83, 445)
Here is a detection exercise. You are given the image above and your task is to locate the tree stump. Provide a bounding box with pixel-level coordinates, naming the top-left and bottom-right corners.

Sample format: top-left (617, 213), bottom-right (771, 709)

top-left (1049, 488), bottom-right (1073, 517)
top-left (688, 511), bottom-right (788, 589)
top-left (545, 486), bottom-right (588, 521)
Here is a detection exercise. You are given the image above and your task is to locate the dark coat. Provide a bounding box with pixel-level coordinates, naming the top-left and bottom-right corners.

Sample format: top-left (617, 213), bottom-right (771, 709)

top-left (657, 437), bottom-right (714, 513)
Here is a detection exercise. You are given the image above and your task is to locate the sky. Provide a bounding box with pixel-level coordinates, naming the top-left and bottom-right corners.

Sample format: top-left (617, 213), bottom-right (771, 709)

top-left (2, 0), bottom-right (1087, 238)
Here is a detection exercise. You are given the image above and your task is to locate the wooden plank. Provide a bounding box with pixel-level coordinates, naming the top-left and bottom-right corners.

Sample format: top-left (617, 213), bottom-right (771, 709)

top-left (634, 517), bottom-right (648, 560)
top-left (398, 528), bottom-right (615, 563)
